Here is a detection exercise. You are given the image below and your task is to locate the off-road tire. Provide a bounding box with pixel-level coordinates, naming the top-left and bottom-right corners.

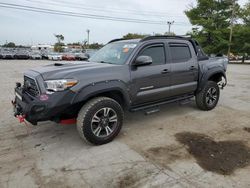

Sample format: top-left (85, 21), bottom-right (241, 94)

top-left (196, 81), bottom-right (220, 111)
top-left (77, 97), bottom-right (124, 145)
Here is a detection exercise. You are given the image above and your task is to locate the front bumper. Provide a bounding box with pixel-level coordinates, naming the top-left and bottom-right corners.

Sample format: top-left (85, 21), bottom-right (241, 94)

top-left (13, 87), bottom-right (75, 125)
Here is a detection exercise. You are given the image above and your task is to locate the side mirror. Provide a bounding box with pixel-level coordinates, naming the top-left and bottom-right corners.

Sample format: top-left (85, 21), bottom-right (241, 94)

top-left (133, 56), bottom-right (153, 66)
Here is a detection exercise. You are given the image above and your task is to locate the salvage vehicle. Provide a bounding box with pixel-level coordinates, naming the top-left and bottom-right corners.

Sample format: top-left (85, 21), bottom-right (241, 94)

top-left (62, 53), bottom-right (76, 61)
top-left (2, 52), bottom-right (14, 59)
top-left (13, 36), bottom-right (228, 145)
top-left (74, 53), bottom-right (89, 61)
top-left (41, 51), bottom-right (49, 60)
top-left (48, 53), bottom-right (62, 61)
top-left (14, 51), bottom-right (30, 60)
top-left (30, 51), bottom-right (42, 60)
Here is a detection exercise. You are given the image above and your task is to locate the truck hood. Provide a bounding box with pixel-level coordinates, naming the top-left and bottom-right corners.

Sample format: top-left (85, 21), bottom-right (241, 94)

top-left (30, 61), bottom-right (123, 80)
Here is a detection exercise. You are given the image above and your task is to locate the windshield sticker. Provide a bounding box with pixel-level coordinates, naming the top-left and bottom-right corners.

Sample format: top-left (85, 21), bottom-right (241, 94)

top-left (123, 44), bottom-right (137, 49)
top-left (123, 48), bottom-right (130, 53)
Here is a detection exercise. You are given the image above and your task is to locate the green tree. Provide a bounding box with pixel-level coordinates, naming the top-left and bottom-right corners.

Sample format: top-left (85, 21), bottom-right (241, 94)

top-left (54, 34), bottom-right (65, 52)
top-left (88, 43), bottom-right (104, 49)
top-left (231, 24), bottom-right (250, 62)
top-left (185, 0), bottom-right (241, 55)
top-left (241, 2), bottom-right (250, 26)
top-left (164, 32), bottom-right (175, 36)
top-left (231, 2), bottom-right (250, 62)
top-left (122, 33), bottom-right (149, 39)
top-left (3, 42), bottom-right (16, 48)
top-left (54, 34), bottom-right (64, 44)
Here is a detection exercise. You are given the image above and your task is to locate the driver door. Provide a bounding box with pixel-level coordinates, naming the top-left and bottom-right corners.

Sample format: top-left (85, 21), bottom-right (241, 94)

top-left (130, 43), bottom-right (171, 105)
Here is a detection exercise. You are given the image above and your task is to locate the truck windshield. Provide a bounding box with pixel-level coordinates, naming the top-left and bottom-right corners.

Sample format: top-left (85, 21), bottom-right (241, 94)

top-left (89, 42), bottom-right (137, 65)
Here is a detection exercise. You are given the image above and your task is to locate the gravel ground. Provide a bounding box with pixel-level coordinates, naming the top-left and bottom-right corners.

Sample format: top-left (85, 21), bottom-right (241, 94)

top-left (0, 60), bottom-right (250, 188)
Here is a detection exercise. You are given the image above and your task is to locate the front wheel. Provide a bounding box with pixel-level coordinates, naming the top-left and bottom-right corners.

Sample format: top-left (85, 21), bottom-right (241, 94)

top-left (195, 81), bottom-right (220, 111)
top-left (77, 97), bottom-right (124, 145)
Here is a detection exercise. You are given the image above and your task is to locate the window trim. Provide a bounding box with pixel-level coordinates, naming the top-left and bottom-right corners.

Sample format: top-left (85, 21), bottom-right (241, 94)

top-left (169, 42), bottom-right (192, 63)
top-left (136, 43), bottom-right (167, 66)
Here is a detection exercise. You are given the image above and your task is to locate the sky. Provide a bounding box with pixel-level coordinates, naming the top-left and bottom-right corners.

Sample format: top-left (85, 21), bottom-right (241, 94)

top-left (0, 0), bottom-right (249, 45)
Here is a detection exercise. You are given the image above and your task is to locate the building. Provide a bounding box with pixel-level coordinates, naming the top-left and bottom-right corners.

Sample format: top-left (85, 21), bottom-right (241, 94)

top-left (31, 44), bottom-right (53, 51)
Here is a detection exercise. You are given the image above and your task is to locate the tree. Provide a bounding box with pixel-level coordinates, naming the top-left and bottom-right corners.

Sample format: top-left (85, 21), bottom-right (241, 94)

top-left (241, 2), bottom-right (250, 26)
top-left (185, 0), bottom-right (241, 55)
top-left (54, 34), bottom-right (64, 44)
top-left (164, 32), bottom-right (175, 36)
top-left (231, 24), bottom-right (250, 62)
top-left (122, 33), bottom-right (149, 40)
top-left (88, 43), bottom-right (104, 49)
top-left (54, 34), bottom-right (65, 52)
top-left (3, 42), bottom-right (16, 48)
top-left (230, 2), bottom-right (250, 62)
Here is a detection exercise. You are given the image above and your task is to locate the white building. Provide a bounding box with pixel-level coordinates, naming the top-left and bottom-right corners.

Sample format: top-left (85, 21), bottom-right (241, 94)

top-left (31, 44), bottom-right (53, 51)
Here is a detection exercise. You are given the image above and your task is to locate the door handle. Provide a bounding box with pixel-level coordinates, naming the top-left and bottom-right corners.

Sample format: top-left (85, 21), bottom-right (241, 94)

top-left (189, 66), bottom-right (197, 70)
top-left (161, 69), bottom-right (170, 74)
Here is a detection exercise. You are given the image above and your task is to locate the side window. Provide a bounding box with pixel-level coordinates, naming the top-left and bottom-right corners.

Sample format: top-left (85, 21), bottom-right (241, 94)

top-left (169, 43), bottom-right (192, 63)
top-left (139, 45), bottom-right (166, 65)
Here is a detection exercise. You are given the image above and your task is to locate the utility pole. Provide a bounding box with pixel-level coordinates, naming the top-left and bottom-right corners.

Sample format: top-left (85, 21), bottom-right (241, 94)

top-left (167, 21), bottom-right (175, 35)
top-left (86, 29), bottom-right (90, 47)
top-left (228, 0), bottom-right (236, 57)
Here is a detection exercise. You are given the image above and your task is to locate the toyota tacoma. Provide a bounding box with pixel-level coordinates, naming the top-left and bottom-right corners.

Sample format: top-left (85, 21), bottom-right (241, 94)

top-left (13, 36), bottom-right (228, 145)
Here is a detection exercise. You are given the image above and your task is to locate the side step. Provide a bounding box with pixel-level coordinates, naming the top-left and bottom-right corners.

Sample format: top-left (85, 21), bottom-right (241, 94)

top-left (144, 108), bottom-right (160, 115)
top-left (130, 95), bottom-right (194, 112)
top-left (179, 98), bottom-right (192, 105)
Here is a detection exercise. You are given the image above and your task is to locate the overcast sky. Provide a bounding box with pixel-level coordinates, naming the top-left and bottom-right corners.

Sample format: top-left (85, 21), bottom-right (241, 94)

top-left (0, 0), bottom-right (248, 45)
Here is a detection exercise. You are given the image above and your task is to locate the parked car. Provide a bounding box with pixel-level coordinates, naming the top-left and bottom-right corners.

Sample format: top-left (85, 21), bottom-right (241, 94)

top-left (62, 53), bottom-right (76, 61)
top-left (74, 53), bottom-right (89, 61)
top-left (14, 51), bottom-right (30, 59)
top-left (13, 36), bottom-right (228, 145)
top-left (48, 53), bottom-right (62, 61)
top-left (2, 52), bottom-right (14, 59)
top-left (30, 52), bottom-right (42, 60)
top-left (40, 51), bottom-right (49, 60)
top-left (85, 49), bottom-right (98, 57)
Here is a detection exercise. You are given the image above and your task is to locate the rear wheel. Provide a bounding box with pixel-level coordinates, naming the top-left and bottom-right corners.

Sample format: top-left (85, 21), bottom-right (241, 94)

top-left (196, 81), bottom-right (220, 111)
top-left (77, 97), bottom-right (124, 145)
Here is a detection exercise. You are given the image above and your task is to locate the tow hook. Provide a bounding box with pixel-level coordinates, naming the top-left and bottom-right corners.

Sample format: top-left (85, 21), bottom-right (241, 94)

top-left (16, 114), bottom-right (26, 123)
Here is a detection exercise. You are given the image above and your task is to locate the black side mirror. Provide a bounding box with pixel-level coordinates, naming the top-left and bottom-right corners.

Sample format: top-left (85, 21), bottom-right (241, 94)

top-left (133, 56), bottom-right (153, 66)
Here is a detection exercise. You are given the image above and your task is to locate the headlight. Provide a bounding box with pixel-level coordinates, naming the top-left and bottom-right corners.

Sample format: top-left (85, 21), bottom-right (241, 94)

top-left (45, 79), bottom-right (78, 92)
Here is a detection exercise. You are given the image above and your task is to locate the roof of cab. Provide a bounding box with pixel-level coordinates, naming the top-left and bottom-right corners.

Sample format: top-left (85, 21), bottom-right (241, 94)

top-left (108, 35), bottom-right (192, 44)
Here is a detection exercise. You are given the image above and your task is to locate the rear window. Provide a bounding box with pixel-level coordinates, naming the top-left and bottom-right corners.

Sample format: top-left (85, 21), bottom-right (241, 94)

top-left (170, 44), bottom-right (192, 63)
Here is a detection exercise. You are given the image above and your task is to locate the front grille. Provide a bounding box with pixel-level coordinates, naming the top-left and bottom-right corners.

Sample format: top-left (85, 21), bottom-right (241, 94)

top-left (24, 76), bottom-right (40, 96)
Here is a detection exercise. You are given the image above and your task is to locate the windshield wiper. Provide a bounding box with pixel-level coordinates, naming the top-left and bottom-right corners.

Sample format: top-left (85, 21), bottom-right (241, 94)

top-left (98, 61), bottom-right (113, 64)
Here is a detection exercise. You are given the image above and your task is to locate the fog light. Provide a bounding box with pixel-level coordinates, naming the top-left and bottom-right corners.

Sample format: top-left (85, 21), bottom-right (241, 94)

top-left (32, 105), bottom-right (45, 113)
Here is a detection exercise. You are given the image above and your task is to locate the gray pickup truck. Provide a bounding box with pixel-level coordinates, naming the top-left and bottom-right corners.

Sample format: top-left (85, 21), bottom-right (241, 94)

top-left (13, 36), bottom-right (228, 145)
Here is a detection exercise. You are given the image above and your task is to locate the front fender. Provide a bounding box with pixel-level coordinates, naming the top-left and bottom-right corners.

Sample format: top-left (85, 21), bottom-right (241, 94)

top-left (71, 80), bottom-right (131, 106)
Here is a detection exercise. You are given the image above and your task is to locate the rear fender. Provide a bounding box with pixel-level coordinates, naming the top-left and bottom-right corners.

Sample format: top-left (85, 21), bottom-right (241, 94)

top-left (198, 68), bottom-right (227, 92)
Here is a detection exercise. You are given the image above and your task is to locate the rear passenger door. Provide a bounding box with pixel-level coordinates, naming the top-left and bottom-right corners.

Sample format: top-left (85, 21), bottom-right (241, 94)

top-left (169, 42), bottom-right (198, 96)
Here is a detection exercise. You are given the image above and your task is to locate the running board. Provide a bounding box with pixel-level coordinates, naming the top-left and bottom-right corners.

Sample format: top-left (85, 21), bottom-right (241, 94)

top-left (145, 108), bottom-right (160, 115)
top-left (130, 95), bottom-right (194, 112)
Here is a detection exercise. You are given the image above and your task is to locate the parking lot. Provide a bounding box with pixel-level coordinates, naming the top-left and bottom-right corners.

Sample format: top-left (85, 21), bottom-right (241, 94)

top-left (0, 60), bottom-right (250, 188)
